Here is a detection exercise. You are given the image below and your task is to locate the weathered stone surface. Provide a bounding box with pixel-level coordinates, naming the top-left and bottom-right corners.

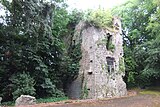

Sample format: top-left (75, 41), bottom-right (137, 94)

top-left (15, 95), bottom-right (36, 106)
top-left (68, 17), bottom-right (127, 99)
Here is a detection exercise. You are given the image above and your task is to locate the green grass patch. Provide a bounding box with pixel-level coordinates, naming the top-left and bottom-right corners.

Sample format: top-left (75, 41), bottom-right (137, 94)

top-left (37, 97), bottom-right (68, 103)
top-left (139, 87), bottom-right (160, 96)
top-left (140, 90), bottom-right (160, 95)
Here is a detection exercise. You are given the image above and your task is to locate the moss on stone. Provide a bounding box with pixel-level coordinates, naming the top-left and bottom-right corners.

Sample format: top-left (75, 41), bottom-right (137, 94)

top-left (119, 57), bottom-right (125, 73)
top-left (101, 64), bottom-right (105, 70)
top-left (105, 64), bottom-right (108, 70)
top-left (97, 38), bottom-right (107, 46)
top-left (108, 42), bottom-right (115, 52)
top-left (97, 38), bottom-right (115, 52)
top-left (81, 81), bottom-right (88, 99)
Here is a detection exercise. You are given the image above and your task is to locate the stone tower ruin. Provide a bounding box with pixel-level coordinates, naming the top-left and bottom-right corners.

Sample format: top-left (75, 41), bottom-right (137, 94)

top-left (67, 17), bottom-right (127, 99)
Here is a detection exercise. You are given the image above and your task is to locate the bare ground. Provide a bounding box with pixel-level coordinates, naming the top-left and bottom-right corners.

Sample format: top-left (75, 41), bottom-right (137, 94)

top-left (16, 91), bottom-right (160, 107)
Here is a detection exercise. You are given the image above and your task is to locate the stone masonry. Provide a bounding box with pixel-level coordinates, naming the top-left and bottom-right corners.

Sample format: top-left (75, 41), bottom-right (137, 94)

top-left (67, 17), bottom-right (127, 99)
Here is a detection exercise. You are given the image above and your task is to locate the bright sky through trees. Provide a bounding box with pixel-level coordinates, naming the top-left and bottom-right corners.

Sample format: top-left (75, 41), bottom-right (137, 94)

top-left (67, 0), bottom-right (128, 10)
top-left (0, 0), bottom-right (128, 16)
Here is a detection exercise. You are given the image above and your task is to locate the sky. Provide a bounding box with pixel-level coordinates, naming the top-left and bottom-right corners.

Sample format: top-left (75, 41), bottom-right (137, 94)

top-left (0, 0), bottom-right (128, 16)
top-left (66, 0), bottom-right (128, 10)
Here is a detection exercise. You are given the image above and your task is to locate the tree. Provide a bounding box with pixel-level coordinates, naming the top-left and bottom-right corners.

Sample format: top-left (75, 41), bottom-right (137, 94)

top-left (136, 0), bottom-right (160, 85)
top-left (0, 0), bottom-right (65, 101)
top-left (0, 0), bottom-right (84, 101)
top-left (112, 0), bottom-right (158, 87)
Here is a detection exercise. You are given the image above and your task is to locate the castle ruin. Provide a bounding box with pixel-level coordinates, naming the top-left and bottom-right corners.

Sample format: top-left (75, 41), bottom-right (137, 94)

top-left (67, 17), bottom-right (127, 99)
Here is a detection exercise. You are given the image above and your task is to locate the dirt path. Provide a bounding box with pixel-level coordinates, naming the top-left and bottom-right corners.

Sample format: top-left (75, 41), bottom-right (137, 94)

top-left (19, 94), bottom-right (160, 107)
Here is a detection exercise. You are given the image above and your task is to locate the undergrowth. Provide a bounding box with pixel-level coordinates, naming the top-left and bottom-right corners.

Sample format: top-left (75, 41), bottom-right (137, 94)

top-left (1, 97), bottom-right (68, 106)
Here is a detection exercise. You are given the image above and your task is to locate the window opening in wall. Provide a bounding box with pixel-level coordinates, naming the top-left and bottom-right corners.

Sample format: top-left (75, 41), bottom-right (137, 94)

top-left (115, 23), bottom-right (120, 30)
top-left (88, 72), bottom-right (92, 75)
top-left (106, 57), bottom-right (114, 73)
top-left (90, 60), bottom-right (93, 63)
top-left (88, 66), bottom-right (92, 75)
top-left (73, 40), bottom-right (75, 45)
top-left (106, 35), bottom-right (112, 50)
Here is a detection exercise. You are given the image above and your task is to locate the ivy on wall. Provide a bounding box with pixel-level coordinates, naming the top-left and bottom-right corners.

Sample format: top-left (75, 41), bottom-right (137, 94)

top-left (119, 57), bottom-right (125, 73)
top-left (97, 37), bottom-right (115, 52)
top-left (80, 81), bottom-right (88, 99)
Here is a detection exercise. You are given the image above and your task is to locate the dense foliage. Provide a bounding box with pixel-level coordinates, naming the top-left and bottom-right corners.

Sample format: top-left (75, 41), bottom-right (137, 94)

top-left (0, 0), bottom-right (84, 102)
top-left (0, 0), bottom-right (57, 101)
top-left (112, 0), bottom-right (160, 88)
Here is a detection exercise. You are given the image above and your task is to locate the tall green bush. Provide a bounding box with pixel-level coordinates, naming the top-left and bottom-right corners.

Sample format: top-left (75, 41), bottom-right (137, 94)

top-left (9, 72), bottom-right (35, 100)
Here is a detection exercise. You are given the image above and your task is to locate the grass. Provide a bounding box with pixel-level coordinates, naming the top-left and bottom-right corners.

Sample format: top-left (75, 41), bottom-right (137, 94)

top-left (37, 97), bottom-right (68, 103)
top-left (1, 97), bottom-right (68, 106)
top-left (139, 87), bottom-right (160, 96)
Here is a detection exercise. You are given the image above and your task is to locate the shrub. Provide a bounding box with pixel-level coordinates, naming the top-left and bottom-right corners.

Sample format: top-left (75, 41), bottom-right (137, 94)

top-left (9, 72), bottom-right (36, 100)
top-left (84, 8), bottom-right (113, 28)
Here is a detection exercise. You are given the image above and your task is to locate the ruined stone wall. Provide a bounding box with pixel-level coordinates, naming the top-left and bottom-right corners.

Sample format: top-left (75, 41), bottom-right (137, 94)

top-left (67, 17), bottom-right (127, 99)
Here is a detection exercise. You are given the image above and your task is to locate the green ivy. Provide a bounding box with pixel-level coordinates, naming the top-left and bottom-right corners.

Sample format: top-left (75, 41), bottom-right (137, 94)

top-left (119, 57), bottom-right (125, 73)
top-left (67, 43), bottom-right (82, 81)
top-left (81, 81), bottom-right (88, 99)
top-left (97, 38), bottom-right (115, 52)
top-left (101, 64), bottom-right (105, 70)
top-left (108, 42), bottom-right (115, 52)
